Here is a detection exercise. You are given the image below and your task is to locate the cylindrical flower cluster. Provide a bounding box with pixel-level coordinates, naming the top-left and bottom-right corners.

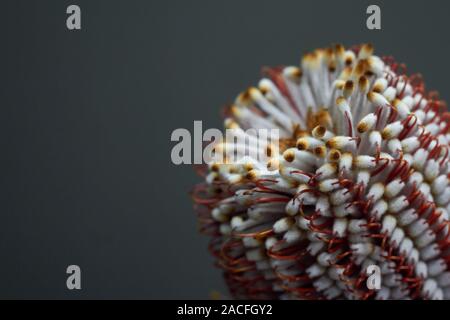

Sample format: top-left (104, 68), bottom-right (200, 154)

top-left (192, 44), bottom-right (450, 300)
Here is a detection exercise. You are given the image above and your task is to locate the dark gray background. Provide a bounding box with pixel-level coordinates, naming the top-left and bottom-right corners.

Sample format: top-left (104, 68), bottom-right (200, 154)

top-left (0, 0), bottom-right (448, 299)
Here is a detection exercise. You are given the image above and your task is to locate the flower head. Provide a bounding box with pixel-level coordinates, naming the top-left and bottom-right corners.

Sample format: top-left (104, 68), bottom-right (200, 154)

top-left (192, 44), bottom-right (450, 300)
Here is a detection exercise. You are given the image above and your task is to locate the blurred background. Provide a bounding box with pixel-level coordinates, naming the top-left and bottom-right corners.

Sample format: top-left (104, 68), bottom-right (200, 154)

top-left (0, 0), bottom-right (449, 298)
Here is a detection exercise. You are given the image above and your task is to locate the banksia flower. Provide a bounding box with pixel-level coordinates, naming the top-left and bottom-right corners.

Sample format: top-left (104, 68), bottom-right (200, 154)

top-left (192, 44), bottom-right (450, 299)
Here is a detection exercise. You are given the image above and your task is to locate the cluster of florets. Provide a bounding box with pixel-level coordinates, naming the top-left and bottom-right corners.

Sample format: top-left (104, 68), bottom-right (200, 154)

top-left (192, 44), bottom-right (450, 300)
